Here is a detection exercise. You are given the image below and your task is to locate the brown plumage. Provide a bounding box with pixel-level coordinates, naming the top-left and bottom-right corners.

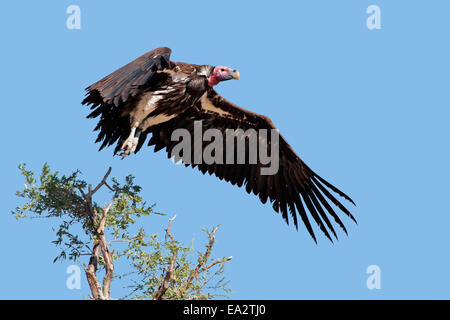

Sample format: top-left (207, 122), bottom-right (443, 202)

top-left (82, 47), bottom-right (356, 242)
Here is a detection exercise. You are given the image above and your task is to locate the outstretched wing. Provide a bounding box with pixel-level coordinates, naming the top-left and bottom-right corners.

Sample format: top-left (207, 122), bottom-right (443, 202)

top-left (82, 47), bottom-right (172, 107)
top-left (144, 88), bottom-right (356, 242)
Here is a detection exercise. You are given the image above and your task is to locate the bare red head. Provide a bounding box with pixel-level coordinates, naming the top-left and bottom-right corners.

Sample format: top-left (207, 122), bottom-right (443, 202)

top-left (208, 66), bottom-right (240, 86)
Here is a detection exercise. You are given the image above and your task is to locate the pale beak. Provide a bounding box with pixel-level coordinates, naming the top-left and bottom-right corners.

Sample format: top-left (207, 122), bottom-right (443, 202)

top-left (231, 69), bottom-right (240, 80)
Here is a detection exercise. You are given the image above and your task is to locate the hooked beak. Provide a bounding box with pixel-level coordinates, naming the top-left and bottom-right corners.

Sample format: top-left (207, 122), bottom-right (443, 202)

top-left (223, 69), bottom-right (240, 81)
top-left (230, 69), bottom-right (240, 80)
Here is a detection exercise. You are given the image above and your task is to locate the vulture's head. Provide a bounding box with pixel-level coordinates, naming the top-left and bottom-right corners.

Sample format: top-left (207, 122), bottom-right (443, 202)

top-left (208, 66), bottom-right (240, 86)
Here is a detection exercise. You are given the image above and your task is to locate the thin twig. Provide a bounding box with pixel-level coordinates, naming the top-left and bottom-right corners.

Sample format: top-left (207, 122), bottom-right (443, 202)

top-left (104, 182), bottom-right (114, 192)
top-left (200, 256), bottom-right (233, 273)
top-left (92, 167), bottom-right (112, 195)
top-left (166, 215), bottom-right (177, 242)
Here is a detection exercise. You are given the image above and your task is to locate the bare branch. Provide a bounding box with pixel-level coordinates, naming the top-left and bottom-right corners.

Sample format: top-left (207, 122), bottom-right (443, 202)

top-left (104, 182), bottom-right (114, 192)
top-left (78, 187), bottom-right (95, 222)
top-left (85, 241), bottom-right (104, 300)
top-left (182, 225), bottom-right (221, 295)
top-left (91, 167), bottom-right (112, 195)
top-left (83, 180), bottom-right (115, 300)
top-left (98, 200), bottom-right (115, 299)
top-left (200, 256), bottom-right (233, 273)
top-left (153, 216), bottom-right (178, 300)
top-left (79, 168), bottom-right (112, 225)
top-left (166, 215), bottom-right (176, 242)
top-left (97, 200), bottom-right (113, 234)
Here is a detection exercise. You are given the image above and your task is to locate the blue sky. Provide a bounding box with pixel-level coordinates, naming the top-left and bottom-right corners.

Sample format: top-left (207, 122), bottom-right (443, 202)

top-left (1, 0), bottom-right (449, 299)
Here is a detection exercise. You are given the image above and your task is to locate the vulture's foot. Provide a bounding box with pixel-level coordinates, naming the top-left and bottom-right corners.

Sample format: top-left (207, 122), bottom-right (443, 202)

top-left (120, 127), bottom-right (141, 158)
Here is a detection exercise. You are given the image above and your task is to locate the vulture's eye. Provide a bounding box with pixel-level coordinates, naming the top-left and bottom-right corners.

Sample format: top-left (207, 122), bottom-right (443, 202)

top-left (220, 68), bottom-right (225, 72)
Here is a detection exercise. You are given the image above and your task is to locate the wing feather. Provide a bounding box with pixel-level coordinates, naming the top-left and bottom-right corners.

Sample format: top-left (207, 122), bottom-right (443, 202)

top-left (82, 47), bottom-right (172, 106)
top-left (137, 88), bottom-right (356, 241)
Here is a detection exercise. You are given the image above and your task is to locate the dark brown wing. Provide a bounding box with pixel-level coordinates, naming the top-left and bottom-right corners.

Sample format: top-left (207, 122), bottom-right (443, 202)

top-left (82, 47), bottom-right (174, 151)
top-left (145, 88), bottom-right (356, 242)
top-left (82, 47), bottom-right (172, 106)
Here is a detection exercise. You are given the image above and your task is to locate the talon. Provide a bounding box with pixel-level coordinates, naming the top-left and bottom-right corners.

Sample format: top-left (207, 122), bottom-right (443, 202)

top-left (120, 127), bottom-right (141, 157)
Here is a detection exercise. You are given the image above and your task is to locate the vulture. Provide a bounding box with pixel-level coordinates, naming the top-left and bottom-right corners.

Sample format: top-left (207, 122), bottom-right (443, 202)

top-left (82, 47), bottom-right (356, 242)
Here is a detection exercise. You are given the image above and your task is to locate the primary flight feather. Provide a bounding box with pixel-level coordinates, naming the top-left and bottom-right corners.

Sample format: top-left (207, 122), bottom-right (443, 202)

top-left (82, 47), bottom-right (356, 242)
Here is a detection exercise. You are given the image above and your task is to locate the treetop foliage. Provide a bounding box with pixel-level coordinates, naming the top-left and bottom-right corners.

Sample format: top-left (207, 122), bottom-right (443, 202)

top-left (13, 163), bottom-right (231, 300)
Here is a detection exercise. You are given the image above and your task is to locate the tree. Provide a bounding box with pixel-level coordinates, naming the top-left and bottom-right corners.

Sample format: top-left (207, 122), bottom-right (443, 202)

top-left (12, 163), bottom-right (232, 300)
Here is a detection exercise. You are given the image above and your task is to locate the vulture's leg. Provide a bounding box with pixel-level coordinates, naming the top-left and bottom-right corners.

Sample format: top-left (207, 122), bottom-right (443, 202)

top-left (120, 124), bottom-right (142, 157)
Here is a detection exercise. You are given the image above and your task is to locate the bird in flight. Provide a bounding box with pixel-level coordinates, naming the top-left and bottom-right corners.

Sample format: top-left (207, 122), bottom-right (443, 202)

top-left (82, 47), bottom-right (356, 242)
